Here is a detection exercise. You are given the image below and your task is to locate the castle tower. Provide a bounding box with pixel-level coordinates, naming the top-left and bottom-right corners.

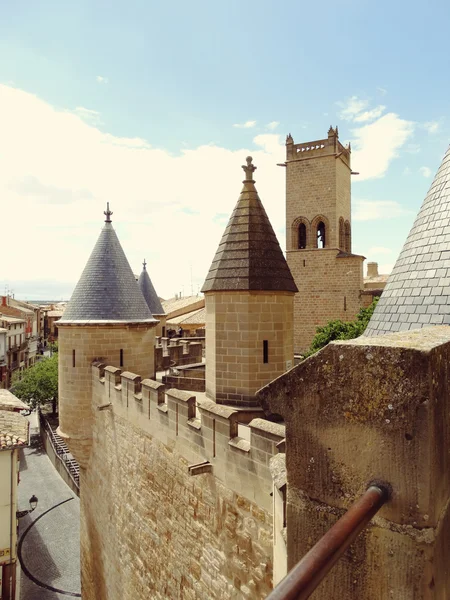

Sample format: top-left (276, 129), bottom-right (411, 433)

top-left (285, 127), bottom-right (364, 353)
top-left (365, 145), bottom-right (450, 336)
top-left (202, 157), bottom-right (298, 406)
top-left (57, 205), bottom-right (158, 467)
top-left (138, 259), bottom-right (166, 338)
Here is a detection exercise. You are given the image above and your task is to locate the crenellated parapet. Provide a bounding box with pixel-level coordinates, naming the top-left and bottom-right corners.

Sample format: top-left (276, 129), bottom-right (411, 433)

top-left (285, 129), bottom-right (351, 169)
top-left (93, 362), bottom-right (285, 511)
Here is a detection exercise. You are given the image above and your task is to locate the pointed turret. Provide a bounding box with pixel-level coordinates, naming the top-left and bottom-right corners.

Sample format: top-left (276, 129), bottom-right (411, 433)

top-left (365, 146), bottom-right (450, 336)
top-left (57, 206), bottom-right (158, 467)
top-left (60, 206), bottom-right (156, 324)
top-left (202, 159), bottom-right (297, 407)
top-left (202, 156), bottom-right (298, 294)
top-left (138, 260), bottom-right (166, 337)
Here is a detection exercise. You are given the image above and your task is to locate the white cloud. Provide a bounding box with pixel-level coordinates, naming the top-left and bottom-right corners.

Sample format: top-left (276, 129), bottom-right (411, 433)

top-left (353, 199), bottom-right (413, 221)
top-left (0, 85), bottom-right (285, 300)
top-left (379, 263), bottom-right (394, 274)
top-left (423, 121), bottom-right (439, 134)
top-left (266, 121), bottom-right (279, 131)
top-left (350, 113), bottom-right (414, 180)
top-left (233, 120), bottom-right (257, 129)
top-left (419, 166), bottom-right (432, 178)
top-left (338, 96), bottom-right (368, 121)
top-left (96, 75), bottom-right (108, 84)
top-left (353, 105), bottom-right (385, 123)
top-left (73, 106), bottom-right (102, 124)
top-left (377, 87), bottom-right (388, 96)
top-left (368, 246), bottom-right (392, 255)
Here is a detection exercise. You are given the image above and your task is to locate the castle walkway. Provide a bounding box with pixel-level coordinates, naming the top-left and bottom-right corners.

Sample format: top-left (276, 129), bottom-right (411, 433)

top-left (18, 413), bottom-right (81, 599)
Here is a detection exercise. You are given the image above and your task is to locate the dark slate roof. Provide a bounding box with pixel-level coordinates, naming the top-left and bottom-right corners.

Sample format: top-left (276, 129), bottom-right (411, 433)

top-left (138, 262), bottom-right (165, 315)
top-left (365, 145), bottom-right (450, 336)
top-left (59, 222), bottom-right (157, 323)
top-left (201, 157), bottom-right (298, 293)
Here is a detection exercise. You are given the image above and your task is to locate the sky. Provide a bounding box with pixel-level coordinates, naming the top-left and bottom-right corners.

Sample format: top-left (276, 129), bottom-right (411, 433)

top-left (1, 0), bottom-right (449, 301)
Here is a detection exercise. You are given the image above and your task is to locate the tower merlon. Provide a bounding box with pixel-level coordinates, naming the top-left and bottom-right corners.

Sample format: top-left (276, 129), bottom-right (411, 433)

top-left (286, 131), bottom-right (351, 169)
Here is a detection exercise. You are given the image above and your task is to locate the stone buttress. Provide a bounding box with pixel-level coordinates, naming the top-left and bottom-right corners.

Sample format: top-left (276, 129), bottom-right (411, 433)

top-left (57, 205), bottom-right (158, 467)
top-left (201, 157), bottom-right (297, 407)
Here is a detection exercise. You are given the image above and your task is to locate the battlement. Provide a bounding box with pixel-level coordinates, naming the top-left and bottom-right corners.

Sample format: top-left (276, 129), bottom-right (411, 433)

top-left (93, 362), bottom-right (285, 512)
top-left (286, 128), bottom-right (351, 168)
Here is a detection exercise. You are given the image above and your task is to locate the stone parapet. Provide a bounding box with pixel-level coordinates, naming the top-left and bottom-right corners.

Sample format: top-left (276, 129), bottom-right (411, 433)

top-left (92, 363), bottom-right (285, 513)
top-left (258, 325), bottom-right (450, 598)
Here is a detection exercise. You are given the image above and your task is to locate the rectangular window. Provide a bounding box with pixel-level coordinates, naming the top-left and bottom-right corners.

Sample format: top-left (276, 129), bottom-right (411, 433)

top-left (120, 349), bottom-right (124, 367)
top-left (72, 349), bottom-right (76, 367)
top-left (344, 296), bottom-right (347, 311)
top-left (263, 340), bottom-right (269, 364)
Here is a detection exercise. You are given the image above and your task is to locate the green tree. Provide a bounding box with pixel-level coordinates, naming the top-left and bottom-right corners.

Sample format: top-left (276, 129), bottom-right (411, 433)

top-left (11, 354), bottom-right (59, 415)
top-left (304, 297), bottom-right (379, 358)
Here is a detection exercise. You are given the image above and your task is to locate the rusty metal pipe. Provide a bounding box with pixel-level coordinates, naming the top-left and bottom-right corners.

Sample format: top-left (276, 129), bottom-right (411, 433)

top-left (266, 482), bottom-right (391, 600)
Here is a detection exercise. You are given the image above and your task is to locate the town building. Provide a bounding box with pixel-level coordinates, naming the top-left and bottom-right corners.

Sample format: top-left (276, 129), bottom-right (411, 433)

top-left (0, 329), bottom-right (7, 389)
top-left (0, 317), bottom-right (26, 388)
top-left (0, 390), bottom-right (30, 600)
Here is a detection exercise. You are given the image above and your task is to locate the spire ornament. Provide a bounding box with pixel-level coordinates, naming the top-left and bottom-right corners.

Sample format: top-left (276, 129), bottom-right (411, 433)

top-left (242, 156), bottom-right (257, 182)
top-left (143, 259), bottom-right (147, 270)
top-left (104, 202), bottom-right (113, 223)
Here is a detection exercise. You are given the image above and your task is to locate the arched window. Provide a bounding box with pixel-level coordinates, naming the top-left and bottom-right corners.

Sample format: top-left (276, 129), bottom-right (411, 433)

top-left (344, 221), bottom-right (351, 253)
top-left (317, 221), bottom-right (326, 248)
top-left (298, 223), bottom-right (307, 249)
top-left (339, 218), bottom-right (345, 249)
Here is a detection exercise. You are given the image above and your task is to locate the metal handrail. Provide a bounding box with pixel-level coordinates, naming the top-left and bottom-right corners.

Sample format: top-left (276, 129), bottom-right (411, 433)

top-left (267, 483), bottom-right (391, 600)
top-left (39, 411), bottom-right (80, 488)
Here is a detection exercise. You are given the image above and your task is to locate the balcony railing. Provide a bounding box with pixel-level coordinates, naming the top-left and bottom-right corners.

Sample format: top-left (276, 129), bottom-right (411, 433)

top-left (267, 482), bottom-right (391, 600)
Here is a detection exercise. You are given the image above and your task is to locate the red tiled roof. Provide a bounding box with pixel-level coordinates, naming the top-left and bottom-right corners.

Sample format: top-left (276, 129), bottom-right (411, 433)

top-left (0, 410), bottom-right (29, 451)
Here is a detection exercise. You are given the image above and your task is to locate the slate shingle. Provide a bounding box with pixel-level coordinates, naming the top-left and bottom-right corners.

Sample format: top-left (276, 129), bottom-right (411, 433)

top-left (365, 146), bottom-right (450, 336)
top-left (60, 222), bottom-right (156, 323)
top-left (201, 158), bottom-right (298, 293)
top-left (138, 262), bottom-right (165, 315)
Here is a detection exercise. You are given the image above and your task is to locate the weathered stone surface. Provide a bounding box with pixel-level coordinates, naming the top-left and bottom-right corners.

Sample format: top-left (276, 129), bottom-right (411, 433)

top-left (258, 326), bottom-right (450, 598)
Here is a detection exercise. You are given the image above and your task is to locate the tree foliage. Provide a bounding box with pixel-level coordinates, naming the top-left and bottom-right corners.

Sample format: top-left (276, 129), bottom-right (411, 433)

top-left (11, 353), bottom-right (58, 413)
top-left (304, 297), bottom-right (379, 358)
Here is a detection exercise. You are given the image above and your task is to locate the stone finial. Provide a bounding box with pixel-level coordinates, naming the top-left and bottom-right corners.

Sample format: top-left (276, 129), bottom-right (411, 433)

top-left (104, 202), bottom-right (113, 223)
top-left (335, 125), bottom-right (339, 137)
top-left (242, 156), bottom-right (257, 181)
top-left (286, 133), bottom-right (293, 144)
top-left (143, 259), bottom-right (147, 271)
top-left (328, 125), bottom-right (336, 137)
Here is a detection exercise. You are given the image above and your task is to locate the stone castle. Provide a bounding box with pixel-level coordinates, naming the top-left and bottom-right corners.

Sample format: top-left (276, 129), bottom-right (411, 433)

top-left (56, 130), bottom-right (450, 598)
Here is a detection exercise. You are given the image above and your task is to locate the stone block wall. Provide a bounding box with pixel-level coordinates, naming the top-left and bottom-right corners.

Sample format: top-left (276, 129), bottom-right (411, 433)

top-left (287, 249), bottom-right (364, 353)
top-left (80, 364), bottom-right (286, 600)
top-left (205, 291), bottom-right (294, 406)
top-left (57, 323), bottom-right (155, 467)
top-left (155, 341), bottom-right (202, 371)
top-left (258, 326), bottom-right (450, 598)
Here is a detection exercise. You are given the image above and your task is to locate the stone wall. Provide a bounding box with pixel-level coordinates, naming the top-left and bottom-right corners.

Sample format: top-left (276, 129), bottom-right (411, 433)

top-left (205, 291), bottom-right (294, 406)
top-left (287, 249), bottom-right (363, 353)
top-left (57, 322), bottom-right (155, 467)
top-left (258, 326), bottom-right (450, 598)
top-left (155, 340), bottom-right (203, 371)
top-left (80, 364), bottom-right (286, 600)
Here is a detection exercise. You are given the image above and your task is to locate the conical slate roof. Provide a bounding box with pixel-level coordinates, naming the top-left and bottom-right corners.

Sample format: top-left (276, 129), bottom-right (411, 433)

top-left (201, 157), bottom-right (298, 293)
top-left (60, 207), bottom-right (156, 323)
top-left (138, 260), bottom-right (165, 315)
top-left (365, 145), bottom-right (450, 336)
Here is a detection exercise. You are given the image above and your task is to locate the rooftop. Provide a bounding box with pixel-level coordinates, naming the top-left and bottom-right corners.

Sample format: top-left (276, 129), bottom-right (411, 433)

top-left (167, 307), bottom-right (206, 326)
top-left (162, 295), bottom-right (204, 318)
top-left (138, 260), bottom-right (165, 315)
top-left (59, 207), bottom-right (157, 324)
top-left (365, 145), bottom-right (450, 336)
top-left (0, 389), bottom-right (29, 411)
top-left (0, 409), bottom-right (29, 451)
top-left (202, 157), bottom-right (298, 293)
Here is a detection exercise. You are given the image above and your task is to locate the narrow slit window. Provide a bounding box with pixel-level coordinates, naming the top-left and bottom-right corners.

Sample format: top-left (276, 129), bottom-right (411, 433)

top-left (72, 349), bottom-right (76, 367)
top-left (263, 340), bottom-right (269, 364)
top-left (344, 296), bottom-right (347, 311)
top-left (120, 349), bottom-right (124, 367)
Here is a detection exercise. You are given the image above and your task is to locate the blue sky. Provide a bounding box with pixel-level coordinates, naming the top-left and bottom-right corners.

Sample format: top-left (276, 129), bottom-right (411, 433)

top-left (1, 0), bottom-right (449, 300)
